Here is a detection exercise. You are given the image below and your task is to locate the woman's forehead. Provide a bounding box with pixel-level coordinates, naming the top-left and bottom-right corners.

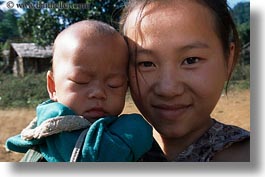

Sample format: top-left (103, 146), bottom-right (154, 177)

top-left (124, 1), bottom-right (214, 38)
top-left (125, 1), bottom-right (210, 29)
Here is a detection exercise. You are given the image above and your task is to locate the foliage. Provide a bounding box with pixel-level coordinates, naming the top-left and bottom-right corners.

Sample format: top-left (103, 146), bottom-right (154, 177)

top-left (0, 73), bottom-right (48, 108)
top-left (18, 0), bottom-right (126, 46)
top-left (228, 80), bottom-right (250, 91)
top-left (232, 2), bottom-right (250, 25)
top-left (231, 2), bottom-right (250, 47)
top-left (0, 9), bottom-right (20, 43)
top-left (0, 1), bottom-right (4, 21)
top-left (0, 5), bottom-right (20, 70)
top-left (237, 22), bottom-right (250, 48)
top-left (19, 9), bottom-right (61, 46)
top-left (230, 2), bottom-right (250, 84)
top-left (231, 63), bottom-right (250, 81)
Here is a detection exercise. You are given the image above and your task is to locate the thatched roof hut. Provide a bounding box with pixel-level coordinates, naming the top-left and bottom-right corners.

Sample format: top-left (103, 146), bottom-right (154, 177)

top-left (9, 43), bottom-right (52, 76)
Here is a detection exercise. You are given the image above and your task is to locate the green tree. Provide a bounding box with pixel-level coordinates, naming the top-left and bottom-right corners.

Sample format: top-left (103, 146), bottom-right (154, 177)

top-left (230, 2), bottom-right (250, 82)
top-left (237, 22), bottom-right (250, 49)
top-left (0, 5), bottom-right (20, 70)
top-left (0, 9), bottom-right (20, 43)
top-left (18, 0), bottom-right (125, 46)
top-left (0, 1), bottom-right (4, 21)
top-left (232, 2), bottom-right (250, 25)
top-left (231, 2), bottom-right (250, 46)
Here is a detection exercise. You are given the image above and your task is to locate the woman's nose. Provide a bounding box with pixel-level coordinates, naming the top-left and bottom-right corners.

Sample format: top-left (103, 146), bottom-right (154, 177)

top-left (153, 67), bottom-right (185, 98)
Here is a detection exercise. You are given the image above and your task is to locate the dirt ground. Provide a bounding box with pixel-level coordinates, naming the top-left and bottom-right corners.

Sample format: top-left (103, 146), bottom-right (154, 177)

top-left (0, 89), bottom-right (250, 162)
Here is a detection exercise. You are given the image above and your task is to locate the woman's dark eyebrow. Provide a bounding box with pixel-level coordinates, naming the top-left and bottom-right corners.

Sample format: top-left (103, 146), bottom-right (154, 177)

top-left (134, 41), bottom-right (209, 57)
top-left (136, 48), bottom-right (153, 56)
top-left (179, 41), bottom-right (210, 51)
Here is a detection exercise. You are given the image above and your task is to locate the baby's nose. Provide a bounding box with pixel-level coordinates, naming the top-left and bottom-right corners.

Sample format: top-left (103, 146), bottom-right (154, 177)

top-left (87, 82), bottom-right (107, 100)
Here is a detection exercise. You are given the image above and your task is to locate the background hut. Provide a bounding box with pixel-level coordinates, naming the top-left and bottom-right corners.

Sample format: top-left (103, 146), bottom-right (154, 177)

top-left (8, 43), bottom-right (52, 77)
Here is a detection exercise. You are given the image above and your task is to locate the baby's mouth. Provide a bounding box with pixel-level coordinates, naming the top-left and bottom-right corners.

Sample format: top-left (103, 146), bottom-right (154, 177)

top-left (83, 108), bottom-right (107, 122)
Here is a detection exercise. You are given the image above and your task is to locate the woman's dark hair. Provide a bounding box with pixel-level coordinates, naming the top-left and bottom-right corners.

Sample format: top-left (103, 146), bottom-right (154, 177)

top-left (119, 0), bottom-right (240, 92)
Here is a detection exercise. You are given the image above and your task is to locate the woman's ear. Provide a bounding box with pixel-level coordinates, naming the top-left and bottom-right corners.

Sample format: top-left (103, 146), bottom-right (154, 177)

top-left (227, 43), bottom-right (235, 81)
top-left (47, 70), bottom-right (57, 101)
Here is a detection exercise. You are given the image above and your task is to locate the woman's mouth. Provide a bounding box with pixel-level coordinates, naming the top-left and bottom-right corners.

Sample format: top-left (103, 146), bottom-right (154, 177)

top-left (151, 103), bottom-right (192, 119)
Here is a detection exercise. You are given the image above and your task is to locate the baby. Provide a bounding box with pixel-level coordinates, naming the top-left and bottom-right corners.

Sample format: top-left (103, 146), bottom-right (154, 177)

top-left (5, 20), bottom-right (152, 162)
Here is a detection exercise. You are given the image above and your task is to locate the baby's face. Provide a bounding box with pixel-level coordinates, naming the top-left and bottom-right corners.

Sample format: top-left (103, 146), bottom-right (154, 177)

top-left (50, 35), bottom-right (128, 122)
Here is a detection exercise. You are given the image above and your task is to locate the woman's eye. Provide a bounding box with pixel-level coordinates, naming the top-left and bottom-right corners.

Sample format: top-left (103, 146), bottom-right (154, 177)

top-left (138, 61), bottom-right (156, 68)
top-left (183, 57), bottom-right (200, 65)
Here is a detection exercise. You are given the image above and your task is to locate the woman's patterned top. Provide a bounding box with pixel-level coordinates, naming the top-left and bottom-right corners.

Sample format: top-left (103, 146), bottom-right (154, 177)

top-left (139, 119), bottom-right (250, 162)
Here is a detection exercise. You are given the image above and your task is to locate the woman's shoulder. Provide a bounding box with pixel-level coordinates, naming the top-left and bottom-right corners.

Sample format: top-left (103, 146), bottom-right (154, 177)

top-left (211, 138), bottom-right (250, 161)
top-left (175, 119), bottom-right (250, 162)
top-left (209, 119), bottom-right (250, 161)
top-left (210, 119), bottom-right (250, 142)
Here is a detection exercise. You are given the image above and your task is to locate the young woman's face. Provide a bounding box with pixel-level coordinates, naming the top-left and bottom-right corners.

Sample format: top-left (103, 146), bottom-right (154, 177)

top-left (125, 1), bottom-right (234, 138)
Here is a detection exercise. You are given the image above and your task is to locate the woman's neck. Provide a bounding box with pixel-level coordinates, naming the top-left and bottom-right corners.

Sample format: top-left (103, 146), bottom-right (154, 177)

top-left (153, 119), bottom-right (213, 161)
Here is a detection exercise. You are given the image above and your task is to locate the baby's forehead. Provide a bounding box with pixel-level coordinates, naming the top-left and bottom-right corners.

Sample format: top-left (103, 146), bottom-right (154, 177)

top-left (53, 31), bottom-right (123, 59)
top-left (54, 22), bottom-right (123, 51)
top-left (51, 21), bottom-right (127, 67)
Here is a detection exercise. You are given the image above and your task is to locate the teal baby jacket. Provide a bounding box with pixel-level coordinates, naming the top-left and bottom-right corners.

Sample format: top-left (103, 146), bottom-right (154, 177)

top-left (5, 100), bottom-right (153, 162)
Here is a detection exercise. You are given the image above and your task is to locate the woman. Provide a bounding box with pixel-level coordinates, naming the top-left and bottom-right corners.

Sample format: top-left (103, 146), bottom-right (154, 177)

top-left (120, 0), bottom-right (250, 161)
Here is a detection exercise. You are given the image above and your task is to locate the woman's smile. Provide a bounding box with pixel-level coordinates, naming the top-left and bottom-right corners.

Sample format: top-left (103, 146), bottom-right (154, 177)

top-left (151, 103), bottom-right (192, 120)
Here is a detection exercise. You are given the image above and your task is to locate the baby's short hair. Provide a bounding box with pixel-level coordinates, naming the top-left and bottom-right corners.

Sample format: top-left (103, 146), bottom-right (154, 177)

top-left (51, 20), bottom-right (120, 71)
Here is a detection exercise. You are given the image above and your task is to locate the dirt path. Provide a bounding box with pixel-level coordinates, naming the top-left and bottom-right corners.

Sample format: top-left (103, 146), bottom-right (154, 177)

top-left (0, 89), bottom-right (250, 162)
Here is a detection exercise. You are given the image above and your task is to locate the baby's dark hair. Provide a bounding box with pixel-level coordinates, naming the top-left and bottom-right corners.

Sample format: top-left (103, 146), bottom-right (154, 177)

top-left (119, 0), bottom-right (240, 92)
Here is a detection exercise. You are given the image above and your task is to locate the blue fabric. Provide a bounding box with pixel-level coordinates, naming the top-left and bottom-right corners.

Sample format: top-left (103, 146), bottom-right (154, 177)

top-left (5, 100), bottom-right (153, 162)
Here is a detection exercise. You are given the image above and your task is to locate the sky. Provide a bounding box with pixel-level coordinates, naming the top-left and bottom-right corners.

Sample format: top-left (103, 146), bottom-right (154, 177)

top-left (227, 0), bottom-right (250, 8)
top-left (1, 0), bottom-right (250, 13)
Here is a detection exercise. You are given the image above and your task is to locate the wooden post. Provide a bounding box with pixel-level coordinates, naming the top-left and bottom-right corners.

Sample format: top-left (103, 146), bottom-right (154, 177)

top-left (18, 56), bottom-right (24, 77)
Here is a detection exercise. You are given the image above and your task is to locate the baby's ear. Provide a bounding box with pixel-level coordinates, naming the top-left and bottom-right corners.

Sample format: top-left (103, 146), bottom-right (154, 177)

top-left (47, 70), bottom-right (57, 101)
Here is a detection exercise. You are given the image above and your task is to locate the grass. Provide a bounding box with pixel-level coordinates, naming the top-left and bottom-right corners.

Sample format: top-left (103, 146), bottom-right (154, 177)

top-left (0, 73), bottom-right (48, 108)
